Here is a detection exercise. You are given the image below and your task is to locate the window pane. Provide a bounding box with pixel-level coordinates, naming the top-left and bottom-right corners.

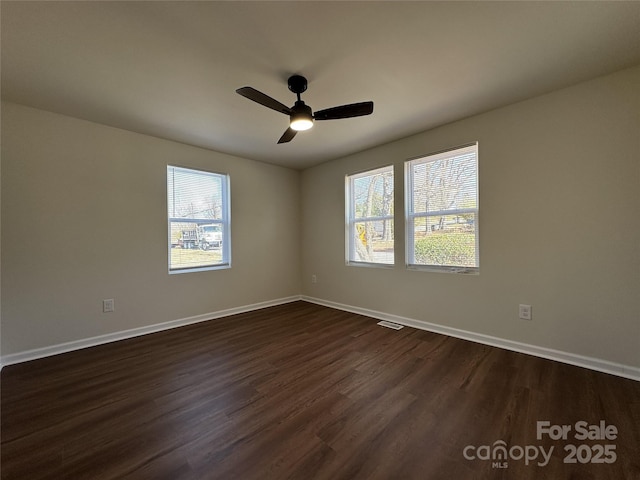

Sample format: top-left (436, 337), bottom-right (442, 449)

top-left (352, 168), bottom-right (394, 220)
top-left (411, 150), bottom-right (477, 214)
top-left (352, 220), bottom-right (394, 264)
top-left (168, 168), bottom-right (224, 220)
top-left (410, 214), bottom-right (476, 267)
top-left (167, 166), bottom-right (229, 273)
top-left (170, 222), bottom-right (225, 270)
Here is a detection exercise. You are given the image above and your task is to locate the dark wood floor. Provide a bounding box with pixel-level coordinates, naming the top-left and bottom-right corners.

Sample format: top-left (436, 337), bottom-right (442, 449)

top-left (2, 301), bottom-right (639, 479)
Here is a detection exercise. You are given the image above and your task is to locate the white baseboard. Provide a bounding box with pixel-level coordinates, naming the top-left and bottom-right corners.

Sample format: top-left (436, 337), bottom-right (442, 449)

top-left (301, 296), bottom-right (640, 382)
top-left (0, 296), bottom-right (302, 368)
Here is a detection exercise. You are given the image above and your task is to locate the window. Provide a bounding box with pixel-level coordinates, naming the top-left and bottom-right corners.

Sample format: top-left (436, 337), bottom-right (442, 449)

top-left (405, 143), bottom-right (478, 273)
top-left (167, 166), bottom-right (230, 273)
top-left (346, 165), bottom-right (394, 265)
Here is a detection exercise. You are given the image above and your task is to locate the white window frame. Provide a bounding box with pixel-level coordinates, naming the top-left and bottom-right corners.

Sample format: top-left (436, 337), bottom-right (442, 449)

top-left (405, 143), bottom-right (479, 274)
top-left (345, 165), bottom-right (395, 267)
top-left (167, 165), bottom-right (231, 274)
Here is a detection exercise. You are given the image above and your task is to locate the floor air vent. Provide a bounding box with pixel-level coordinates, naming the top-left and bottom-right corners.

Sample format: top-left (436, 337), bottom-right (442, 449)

top-left (377, 320), bottom-right (404, 330)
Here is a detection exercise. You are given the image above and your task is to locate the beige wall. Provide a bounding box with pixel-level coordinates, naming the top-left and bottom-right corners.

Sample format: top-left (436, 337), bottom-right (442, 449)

top-left (1, 102), bottom-right (301, 355)
top-left (301, 66), bottom-right (640, 368)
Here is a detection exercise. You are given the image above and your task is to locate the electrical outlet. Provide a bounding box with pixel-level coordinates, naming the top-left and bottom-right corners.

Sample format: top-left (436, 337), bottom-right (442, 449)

top-left (519, 304), bottom-right (532, 320)
top-left (103, 299), bottom-right (115, 313)
top-left (311, 274), bottom-right (317, 284)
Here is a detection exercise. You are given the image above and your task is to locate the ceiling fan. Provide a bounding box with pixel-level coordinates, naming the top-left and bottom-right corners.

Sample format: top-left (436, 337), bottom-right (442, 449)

top-left (236, 75), bottom-right (374, 144)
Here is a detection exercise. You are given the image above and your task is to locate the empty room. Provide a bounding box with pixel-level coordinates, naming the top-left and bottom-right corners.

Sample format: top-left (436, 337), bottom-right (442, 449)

top-left (1, 2), bottom-right (639, 479)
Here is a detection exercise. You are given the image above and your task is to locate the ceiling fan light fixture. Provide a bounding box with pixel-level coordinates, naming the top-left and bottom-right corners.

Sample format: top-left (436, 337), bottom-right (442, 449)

top-left (290, 115), bottom-right (313, 131)
top-left (290, 101), bottom-right (314, 131)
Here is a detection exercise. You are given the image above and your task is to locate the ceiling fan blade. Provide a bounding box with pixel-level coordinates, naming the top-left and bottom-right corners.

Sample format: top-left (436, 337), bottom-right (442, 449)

top-left (277, 127), bottom-right (297, 144)
top-left (236, 87), bottom-right (291, 115)
top-left (314, 101), bottom-right (373, 121)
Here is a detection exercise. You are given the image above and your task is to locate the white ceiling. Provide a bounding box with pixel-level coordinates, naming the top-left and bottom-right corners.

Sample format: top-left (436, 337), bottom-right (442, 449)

top-left (2, 1), bottom-right (639, 170)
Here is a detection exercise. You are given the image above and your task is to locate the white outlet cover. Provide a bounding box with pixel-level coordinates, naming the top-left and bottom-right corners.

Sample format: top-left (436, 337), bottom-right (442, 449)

top-left (519, 304), bottom-right (532, 320)
top-left (103, 299), bottom-right (115, 313)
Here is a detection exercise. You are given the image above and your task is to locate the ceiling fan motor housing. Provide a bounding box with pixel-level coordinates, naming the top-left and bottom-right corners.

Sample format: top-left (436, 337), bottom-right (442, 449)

top-left (288, 75), bottom-right (308, 94)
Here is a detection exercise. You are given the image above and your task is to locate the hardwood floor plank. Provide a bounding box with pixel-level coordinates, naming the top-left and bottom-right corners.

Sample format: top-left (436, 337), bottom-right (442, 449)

top-left (2, 301), bottom-right (638, 479)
